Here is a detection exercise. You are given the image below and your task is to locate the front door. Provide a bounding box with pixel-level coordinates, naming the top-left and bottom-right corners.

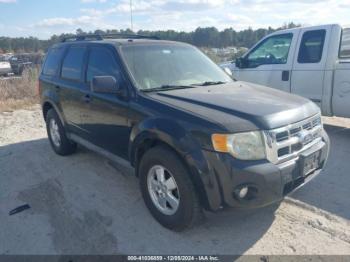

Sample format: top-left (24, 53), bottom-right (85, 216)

top-left (80, 45), bottom-right (130, 159)
top-left (233, 32), bottom-right (297, 93)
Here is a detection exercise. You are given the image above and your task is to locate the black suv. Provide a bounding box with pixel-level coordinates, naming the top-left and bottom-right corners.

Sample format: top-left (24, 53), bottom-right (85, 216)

top-left (39, 34), bottom-right (329, 231)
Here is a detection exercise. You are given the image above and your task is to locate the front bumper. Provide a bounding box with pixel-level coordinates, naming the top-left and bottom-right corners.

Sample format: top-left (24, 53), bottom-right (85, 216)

top-left (203, 130), bottom-right (329, 209)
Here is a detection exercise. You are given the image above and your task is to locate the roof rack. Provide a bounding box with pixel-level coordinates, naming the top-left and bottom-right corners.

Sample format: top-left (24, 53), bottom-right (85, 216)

top-left (61, 33), bottom-right (160, 42)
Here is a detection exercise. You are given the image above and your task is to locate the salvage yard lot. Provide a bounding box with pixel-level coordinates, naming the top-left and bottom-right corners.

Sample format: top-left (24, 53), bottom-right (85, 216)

top-left (0, 105), bottom-right (349, 254)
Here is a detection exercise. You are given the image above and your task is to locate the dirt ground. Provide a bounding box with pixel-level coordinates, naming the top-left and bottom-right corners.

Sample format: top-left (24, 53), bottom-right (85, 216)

top-left (0, 105), bottom-right (349, 255)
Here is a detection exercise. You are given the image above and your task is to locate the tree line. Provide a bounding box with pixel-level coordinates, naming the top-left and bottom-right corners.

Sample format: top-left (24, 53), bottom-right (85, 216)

top-left (0, 22), bottom-right (299, 54)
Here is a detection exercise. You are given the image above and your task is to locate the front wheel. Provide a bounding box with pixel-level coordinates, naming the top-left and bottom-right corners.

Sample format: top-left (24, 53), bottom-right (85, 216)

top-left (139, 146), bottom-right (202, 231)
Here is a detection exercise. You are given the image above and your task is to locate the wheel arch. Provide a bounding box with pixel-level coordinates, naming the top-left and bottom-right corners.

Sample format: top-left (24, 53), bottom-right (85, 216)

top-left (129, 118), bottom-right (221, 211)
top-left (42, 101), bottom-right (53, 121)
top-left (129, 117), bottom-right (198, 169)
top-left (41, 99), bottom-right (66, 126)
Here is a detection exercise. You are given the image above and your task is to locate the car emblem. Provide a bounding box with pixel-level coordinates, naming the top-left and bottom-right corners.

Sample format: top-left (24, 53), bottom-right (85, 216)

top-left (298, 130), bottom-right (313, 145)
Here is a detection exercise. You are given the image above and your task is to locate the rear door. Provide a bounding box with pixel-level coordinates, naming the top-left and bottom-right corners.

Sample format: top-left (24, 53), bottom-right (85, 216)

top-left (40, 45), bottom-right (66, 110)
top-left (58, 44), bottom-right (88, 135)
top-left (233, 32), bottom-right (298, 93)
top-left (291, 27), bottom-right (329, 105)
top-left (80, 44), bottom-right (130, 159)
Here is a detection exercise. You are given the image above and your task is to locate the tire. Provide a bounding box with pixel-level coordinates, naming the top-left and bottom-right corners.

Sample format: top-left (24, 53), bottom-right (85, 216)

top-left (139, 146), bottom-right (202, 231)
top-left (46, 109), bottom-right (77, 156)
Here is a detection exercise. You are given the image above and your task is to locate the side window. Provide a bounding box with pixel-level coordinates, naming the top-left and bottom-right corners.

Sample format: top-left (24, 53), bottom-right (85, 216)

top-left (61, 46), bottom-right (86, 81)
top-left (86, 47), bottom-right (122, 83)
top-left (298, 30), bottom-right (326, 63)
top-left (339, 28), bottom-right (350, 59)
top-left (42, 47), bottom-right (64, 76)
top-left (247, 33), bottom-right (293, 67)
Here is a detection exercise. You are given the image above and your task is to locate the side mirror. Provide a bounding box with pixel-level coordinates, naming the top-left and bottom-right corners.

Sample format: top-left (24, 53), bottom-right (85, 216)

top-left (235, 57), bottom-right (248, 69)
top-left (91, 76), bottom-right (119, 94)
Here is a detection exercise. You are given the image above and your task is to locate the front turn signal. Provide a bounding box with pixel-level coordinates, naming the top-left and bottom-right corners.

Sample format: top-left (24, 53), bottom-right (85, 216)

top-left (211, 134), bottom-right (229, 153)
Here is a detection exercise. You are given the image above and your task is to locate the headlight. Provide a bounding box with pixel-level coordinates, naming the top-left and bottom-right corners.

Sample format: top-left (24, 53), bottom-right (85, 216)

top-left (211, 131), bottom-right (266, 160)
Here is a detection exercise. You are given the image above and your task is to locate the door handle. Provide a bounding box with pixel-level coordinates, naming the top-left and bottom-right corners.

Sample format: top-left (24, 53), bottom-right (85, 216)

top-left (83, 94), bottom-right (91, 103)
top-left (282, 70), bottom-right (290, 81)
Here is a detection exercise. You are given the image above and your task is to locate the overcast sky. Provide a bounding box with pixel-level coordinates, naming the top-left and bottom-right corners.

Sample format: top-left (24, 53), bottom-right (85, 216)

top-left (0, 0), bottom-right (349, 39)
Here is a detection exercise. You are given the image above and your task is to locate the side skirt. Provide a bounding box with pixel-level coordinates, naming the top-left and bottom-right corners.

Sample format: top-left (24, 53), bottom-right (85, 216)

top-left (68, 133), bottom-right (135, 176)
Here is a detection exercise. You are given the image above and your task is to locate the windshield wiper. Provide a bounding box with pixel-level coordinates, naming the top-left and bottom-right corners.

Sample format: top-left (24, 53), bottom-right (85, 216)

top-left (141, 85), bottom-right (197, 92)
top-left (191, 81), bottom-right (227, 86)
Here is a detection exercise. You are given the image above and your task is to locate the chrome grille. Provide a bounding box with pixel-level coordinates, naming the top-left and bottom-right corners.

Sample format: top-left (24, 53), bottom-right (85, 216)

top-left (263, 114), bottom-right (323, 164)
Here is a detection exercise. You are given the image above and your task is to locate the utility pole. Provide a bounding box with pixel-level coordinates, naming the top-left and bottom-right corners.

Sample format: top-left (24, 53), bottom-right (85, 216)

top-left (130, 0), bottom-right (133, 32)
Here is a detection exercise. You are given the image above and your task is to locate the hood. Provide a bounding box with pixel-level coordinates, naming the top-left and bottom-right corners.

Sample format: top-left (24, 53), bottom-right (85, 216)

top-left (147, 81), bottom-right (320, 132)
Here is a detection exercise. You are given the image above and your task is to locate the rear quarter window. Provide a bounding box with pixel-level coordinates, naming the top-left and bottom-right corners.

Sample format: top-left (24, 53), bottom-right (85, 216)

top-left (298, 29), bottom-right (326, 64)
top-left (340, 28), bottom-right (350, 59)
top-left (42, 47), bottom-right (65, 76)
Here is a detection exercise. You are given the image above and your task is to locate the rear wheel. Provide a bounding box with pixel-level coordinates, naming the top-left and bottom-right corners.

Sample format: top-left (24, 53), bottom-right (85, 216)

top-left (139, 146), bottom-right (202, 231)
top-left (46, 109), bottom-right (77, 156)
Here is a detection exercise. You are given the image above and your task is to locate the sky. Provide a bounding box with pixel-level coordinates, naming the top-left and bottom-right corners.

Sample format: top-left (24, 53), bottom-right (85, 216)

top-left (0, 0), bottom-right (349, 39)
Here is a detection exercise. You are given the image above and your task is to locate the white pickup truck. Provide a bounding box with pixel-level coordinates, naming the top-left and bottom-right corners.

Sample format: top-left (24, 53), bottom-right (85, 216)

top-left (221, 24), bottom-right (350, 118)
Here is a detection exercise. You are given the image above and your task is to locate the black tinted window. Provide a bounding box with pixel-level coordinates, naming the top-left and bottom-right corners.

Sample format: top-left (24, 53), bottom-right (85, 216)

top-left (298, 30), bottom-right (326, 63)
top-left (43, 47), bottom-right (64, 76)
top-left (86, 47), bottom-right (121, 82)
top-left (340, 28), bottom-right (350, 58)
top-left (61, 46), bottom-right (86, 81)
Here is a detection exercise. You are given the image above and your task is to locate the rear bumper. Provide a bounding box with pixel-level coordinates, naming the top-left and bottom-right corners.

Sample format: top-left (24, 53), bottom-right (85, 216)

top-left (202, 130), bottom-right (329, 210)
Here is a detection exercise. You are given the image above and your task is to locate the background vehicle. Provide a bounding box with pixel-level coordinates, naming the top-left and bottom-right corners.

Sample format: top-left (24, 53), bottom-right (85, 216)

top-left (9, 55), bottom-right (33, 75)
top-left (221, 24), bottom-right (350, 118)
top-left (39, 34), bottom-right (329, 231)
top-left (0, 57), bottom-right (12, 76)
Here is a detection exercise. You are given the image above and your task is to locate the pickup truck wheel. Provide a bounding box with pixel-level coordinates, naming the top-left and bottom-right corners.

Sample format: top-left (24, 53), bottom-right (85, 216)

top-left (139, 146), bottom-right (202, 231)
top-left (46, 109), bottom-right (77, 156)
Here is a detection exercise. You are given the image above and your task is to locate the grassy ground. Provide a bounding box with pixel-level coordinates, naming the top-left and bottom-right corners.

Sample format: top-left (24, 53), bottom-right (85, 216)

top-left (0, 68), bottom-right (39, 112)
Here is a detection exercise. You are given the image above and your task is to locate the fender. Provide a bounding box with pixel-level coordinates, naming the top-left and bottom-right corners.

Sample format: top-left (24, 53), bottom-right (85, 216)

top-left (41, 89), bottom-right (66, 126)
top-left (129, 117), bottom-right (223, 211)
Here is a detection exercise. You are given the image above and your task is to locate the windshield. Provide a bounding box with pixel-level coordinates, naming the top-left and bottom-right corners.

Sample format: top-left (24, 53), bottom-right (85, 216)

top-left (120, 44), bottom-right (233, 91)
